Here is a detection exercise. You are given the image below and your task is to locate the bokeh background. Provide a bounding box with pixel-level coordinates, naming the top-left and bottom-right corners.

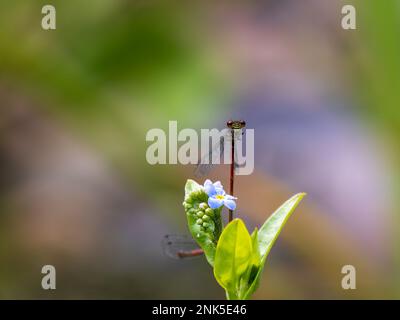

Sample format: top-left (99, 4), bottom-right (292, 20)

top-left (0, 0), bottom-right (399, 299)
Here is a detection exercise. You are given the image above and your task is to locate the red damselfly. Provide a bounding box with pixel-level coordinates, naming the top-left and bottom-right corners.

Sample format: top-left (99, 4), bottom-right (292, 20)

top-left (163, 120), bottom-right (246, 259)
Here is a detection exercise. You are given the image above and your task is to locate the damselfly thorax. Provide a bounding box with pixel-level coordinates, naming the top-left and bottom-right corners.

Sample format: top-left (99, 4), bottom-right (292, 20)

top-left (163, 120), bottom-right (246, 259)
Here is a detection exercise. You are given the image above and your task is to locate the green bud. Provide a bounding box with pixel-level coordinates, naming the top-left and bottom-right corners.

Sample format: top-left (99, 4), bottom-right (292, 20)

top-left (196, 219), bottom-right (203, 225)
top-left (199, 202), bottom-right (208, 210)
top-left (202, 215), bottom-right (210, 221)
top-left (202, 222), bottom-right (209, 228)
top-left (205, 208), bottom-right (213, 216)
top-left (196, 211), bottom-right (204, 217)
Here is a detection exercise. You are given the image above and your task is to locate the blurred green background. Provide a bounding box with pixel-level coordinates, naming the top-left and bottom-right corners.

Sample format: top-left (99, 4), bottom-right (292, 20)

top-left (0, 0), bottom-right (399, 299)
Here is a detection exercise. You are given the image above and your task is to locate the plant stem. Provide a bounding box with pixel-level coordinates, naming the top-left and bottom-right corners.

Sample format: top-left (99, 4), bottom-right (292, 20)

top-left (228, 129), bottom-right (234, 222)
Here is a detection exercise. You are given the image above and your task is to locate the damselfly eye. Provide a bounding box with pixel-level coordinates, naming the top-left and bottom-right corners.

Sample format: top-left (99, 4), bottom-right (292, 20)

top-left (240, 120), bottom-right (246, 127)
top-left (227, 120), bottom-right (233, 128)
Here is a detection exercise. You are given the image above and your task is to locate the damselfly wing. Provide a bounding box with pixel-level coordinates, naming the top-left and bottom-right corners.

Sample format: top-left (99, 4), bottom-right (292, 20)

top-left (194, 120), bottom-right (246, 177)
top-left (162, 234), bottom-right (203, 259)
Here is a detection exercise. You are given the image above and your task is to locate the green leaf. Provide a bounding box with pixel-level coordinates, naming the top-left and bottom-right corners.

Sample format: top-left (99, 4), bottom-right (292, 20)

top-left (257, 193), bottom-right (306, 257)
top-left (186, 208), bottom-right (221, 266)
top-left (183, 179), bottom-right (223, 266)
top-left (241, 256), bottom-right (265, 299)
top-left (237, 228), bottom-right (261, 299)
top-left (250, 228), bottom-right (261, 266)
top-left (243, 193), bottom-right (306, 299)
top-left (213, 219), bottom-right (252, 299)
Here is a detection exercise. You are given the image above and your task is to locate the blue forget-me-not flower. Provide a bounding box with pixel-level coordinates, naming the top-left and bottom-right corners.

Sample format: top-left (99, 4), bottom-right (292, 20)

top-left (203, 179), bottom-right (237, 210)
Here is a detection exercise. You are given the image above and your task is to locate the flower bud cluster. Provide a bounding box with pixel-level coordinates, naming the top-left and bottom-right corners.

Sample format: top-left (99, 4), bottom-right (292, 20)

top-left (183, 191), bottom-right (216, 233)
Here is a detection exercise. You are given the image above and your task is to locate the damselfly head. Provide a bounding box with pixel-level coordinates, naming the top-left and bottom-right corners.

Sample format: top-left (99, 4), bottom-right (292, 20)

top-left (227, 120), bottom-right (246, 129)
